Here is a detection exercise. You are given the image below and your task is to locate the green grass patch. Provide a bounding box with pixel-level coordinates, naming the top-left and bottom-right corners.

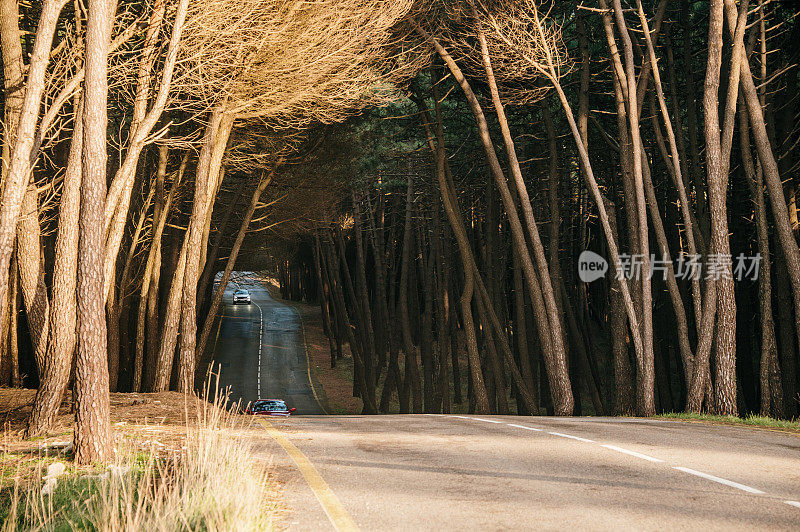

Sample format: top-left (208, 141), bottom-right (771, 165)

top-left (656, 412), bottom-right (800, 431)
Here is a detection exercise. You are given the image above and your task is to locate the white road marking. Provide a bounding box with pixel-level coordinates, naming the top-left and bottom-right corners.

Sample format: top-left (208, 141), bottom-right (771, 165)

top-left (673, 467), bottom-right (765, 494)
top-left (507, 424), bottom-right (542, 432)
top-left (471, 417), bottom-right (503, 424)
top-left (784, 501), bottom-right (800, 509)
top-left (451, 415), bottom-right (471, 419)
top-left (548, 431), bottom-right (595, 443)
top-left (601, 444), bottom-right (663, 463)
top-left (253, 301), bottom-right (264, 397)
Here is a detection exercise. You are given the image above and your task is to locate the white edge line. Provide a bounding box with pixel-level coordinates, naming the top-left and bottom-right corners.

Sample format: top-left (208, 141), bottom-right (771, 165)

top-left (470, 417), bottom-right (504, 424)
top-left (548, 431), bottom-right (595, 443)
top-left (601, 444), bottom-right (663, 463)
top-left (451, 415), bottom-right (471, 419)
top-left (673, 467), bottom-right (765, 494)
top-left (784, 500), bottom-right (800, 509)
top-left (507, 423), bottom-right (543, 432)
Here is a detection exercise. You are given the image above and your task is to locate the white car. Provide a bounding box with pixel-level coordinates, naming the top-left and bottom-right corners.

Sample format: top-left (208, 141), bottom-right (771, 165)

top-left (233, 289), bottom-right (251, 304)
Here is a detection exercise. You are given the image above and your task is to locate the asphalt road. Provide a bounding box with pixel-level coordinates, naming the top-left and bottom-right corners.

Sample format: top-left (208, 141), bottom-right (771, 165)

top-left (209, 274), bottom-right (799, 530)
top-left (258, 415), bottom-right (800, 530)
top-left (206, 272), bottom-right (324, 414)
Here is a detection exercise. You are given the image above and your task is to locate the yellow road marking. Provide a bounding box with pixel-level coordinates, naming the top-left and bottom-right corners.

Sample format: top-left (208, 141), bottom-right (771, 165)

top-left (261, 343), bottom-right (290, 350)
top-left (258, 419), bottom-right (357, 531)
top-left (292, 305), bottom-right (328, 414)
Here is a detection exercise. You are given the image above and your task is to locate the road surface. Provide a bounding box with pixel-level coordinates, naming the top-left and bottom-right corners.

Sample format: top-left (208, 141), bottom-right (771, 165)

top-left (258, 415), bottom-right (800, 530)
top-left (206, 272), bottom-right (324, 414)
top-left (209, 274), bottom-right (799, 530)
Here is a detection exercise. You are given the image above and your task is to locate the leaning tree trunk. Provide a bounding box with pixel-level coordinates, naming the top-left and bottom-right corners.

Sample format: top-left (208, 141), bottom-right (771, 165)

top-left (16, 187), bottom-right (50, 378)
top-left (26, 96), bottom-right (83, 436)
top-left (0, 0), bottom-right (24, 377)
top-left (724, 2), bottom-right (800, 392)
top-left (413, 94), bottom-right (490, 414)
top-left (0, 0), bottom-right (66, 336)
top-left (473, 9), bottom-right (572, 415)
top-left (416, 22), bottom-right (570, 415)
top-left (75, 0), bottom-right (114, 465)
top-left (177, 110), bottom-right (233, 393)
top-left (196, 167), bottom-right (278, 374)
top-left (740, 101), bottom-right (783, 417)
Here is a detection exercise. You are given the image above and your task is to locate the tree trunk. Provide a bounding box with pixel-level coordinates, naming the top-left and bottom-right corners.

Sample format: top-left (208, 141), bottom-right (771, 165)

top-left (417, 22), bottom-right (571, 415)
top-left (197, 168), bottom-right (277, 374)
top-left (725, 2), bottom-right (800, 398)
top-left (352, 193), bottom-right (378, 413)
top-left (16, 187), bottom-right (50, 377)
top-left (177, 110), bottom-right (234, 393)
top-left (26, 96), bottom-right (82, 435)
top-left (412, 91), bottom-right (490, 414)
top-left (740, 100), bottom-right (783, 417)
top-left (0, 0), bottom-right (65, 376)
top-left (75, 0), bottom-right (114, 465)
top-left (703, 0), bottom-right (738, 415)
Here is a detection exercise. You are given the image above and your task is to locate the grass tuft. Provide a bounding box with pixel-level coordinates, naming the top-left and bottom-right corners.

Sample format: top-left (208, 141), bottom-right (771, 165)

top-left (1, 382), bottom-right (279, 531)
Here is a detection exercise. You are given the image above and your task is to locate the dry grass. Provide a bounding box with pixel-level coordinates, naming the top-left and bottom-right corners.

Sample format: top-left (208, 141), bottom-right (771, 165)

top-left (0, 381), bottom-right (281, 530)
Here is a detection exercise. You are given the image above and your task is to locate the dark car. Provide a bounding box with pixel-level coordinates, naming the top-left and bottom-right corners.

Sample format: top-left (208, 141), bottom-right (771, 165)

top-left (245, 399), bottom-right (296, 416)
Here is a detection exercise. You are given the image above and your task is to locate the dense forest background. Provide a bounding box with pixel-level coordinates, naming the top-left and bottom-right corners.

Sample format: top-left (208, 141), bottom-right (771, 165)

top-left (1, 0), bottom-right (799, 461)
top-left (273, 0), bottom-right (800, 419)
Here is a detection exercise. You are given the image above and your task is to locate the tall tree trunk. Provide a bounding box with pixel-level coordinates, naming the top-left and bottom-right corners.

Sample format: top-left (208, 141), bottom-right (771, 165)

top-left (740, 101), bottom-right (783, 417)
top-left (725, 1), bottom-right (800, 394)
top-left (399, 176), bottom-right (423, 413)
top-left (16, 187), bottom-right (49, 377)
top-left (474, 9), bottom-right (571, 415)
top-left (611, 0), bottom-right (655, 416)
top-left (26, 96), bottom-right (82, 435)
top-left (412, 91), bottom-right (490, 414)
top-left (108, 185), bottom-right (153, 391)
top-left (178, 110), bottom-right (234, 393)
top-left (75, 0), bottom-right (114, 465)
top-left (703, 0), bottom-right (741, 415)
top-left (153, 233), bottom-right (188, 392)
top-left (416, 21), bottom-right (571, 415)
top-left (352, 193), bottom-right (378, 413)
top-left (0, 0), bottom-right (66, 374)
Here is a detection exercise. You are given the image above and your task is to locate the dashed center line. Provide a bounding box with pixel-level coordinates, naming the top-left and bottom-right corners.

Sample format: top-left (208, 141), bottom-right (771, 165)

top-left (471, 417), bottom-right (503, 424)
top-left (253, 301), bottom-right (264, 397)
top-left (548, 431), bottom-right (595, 443)
top-left (672, 467), bottom-right (765, 494)
top-left (601, 444), bottom-right (663, 463)
top-left (507, 423), bottom-right (542, 431)
top-left (447, 415), bottom-right (797, 510)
